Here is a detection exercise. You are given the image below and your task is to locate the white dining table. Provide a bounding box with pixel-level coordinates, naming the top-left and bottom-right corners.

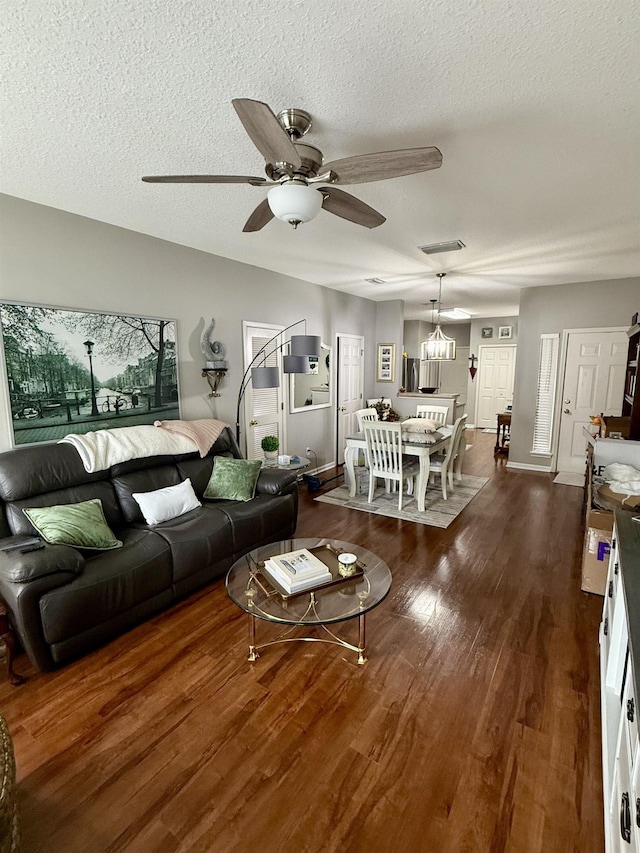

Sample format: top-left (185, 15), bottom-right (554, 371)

top-left (344, 424), bottom-right (454, 512)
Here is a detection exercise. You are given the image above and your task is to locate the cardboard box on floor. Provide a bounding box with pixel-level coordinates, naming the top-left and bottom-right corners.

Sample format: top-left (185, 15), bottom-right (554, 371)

top-left (581, 511), bottom-right (613, 595)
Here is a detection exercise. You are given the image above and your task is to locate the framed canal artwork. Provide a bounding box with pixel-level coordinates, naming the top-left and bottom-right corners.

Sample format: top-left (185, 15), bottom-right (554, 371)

top-left (0, 302), bottom-right (180, 446)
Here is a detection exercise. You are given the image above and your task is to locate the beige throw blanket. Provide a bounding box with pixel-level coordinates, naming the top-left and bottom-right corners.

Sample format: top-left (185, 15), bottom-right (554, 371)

top-left (154, 419), bottom-right (229, 457)
top-left (59, 425), bottom-right (198, 472)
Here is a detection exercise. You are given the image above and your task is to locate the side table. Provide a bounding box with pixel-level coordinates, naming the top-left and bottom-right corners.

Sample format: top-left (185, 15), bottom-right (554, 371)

top-left (495, 412), bottom-right (511, 454)
top-left (0, 599), bottom-right (25, 686)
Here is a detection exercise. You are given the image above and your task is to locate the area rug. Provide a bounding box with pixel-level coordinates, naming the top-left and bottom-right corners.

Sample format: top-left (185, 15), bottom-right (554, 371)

top-left (315, 475), bottom-right (489, 528)
top-left (553, 472), bottom-right (585, 487)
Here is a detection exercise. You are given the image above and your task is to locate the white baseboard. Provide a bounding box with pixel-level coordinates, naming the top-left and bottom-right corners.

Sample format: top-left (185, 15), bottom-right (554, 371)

top-left (506, 461), bottom-right (554, 473)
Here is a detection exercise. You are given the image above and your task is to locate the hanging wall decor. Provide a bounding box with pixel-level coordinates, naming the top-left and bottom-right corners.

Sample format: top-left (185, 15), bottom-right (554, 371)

top-left (0, 301), bottom-right (179, 446)
top-left (469, 353), bottom-right (478, 380)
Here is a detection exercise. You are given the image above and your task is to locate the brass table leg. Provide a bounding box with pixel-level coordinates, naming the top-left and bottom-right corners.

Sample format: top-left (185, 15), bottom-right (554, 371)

top-left (247, 612), bottom-right (259, 662)
top-left (357, 612), bottom-right (367, 665)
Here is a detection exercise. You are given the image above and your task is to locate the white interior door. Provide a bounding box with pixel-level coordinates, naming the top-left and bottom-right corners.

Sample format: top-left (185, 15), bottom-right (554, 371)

top-left (336, 334), bottom-right (364, 464)
top-left (242, 322), bottom-right (285, 460)
top-left (556, 329), bottom-right (627, 473)
top-left (475, 345), bottom-right (517, 428)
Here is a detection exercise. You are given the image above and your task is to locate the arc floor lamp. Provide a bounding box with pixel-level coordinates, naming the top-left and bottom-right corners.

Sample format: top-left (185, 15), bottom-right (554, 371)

top-left (235, 320), bottom-right (321, 443)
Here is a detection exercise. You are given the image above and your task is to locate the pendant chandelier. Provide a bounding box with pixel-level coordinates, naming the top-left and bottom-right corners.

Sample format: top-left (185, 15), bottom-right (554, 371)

top-left (424, 273), bottom-right (456, 361)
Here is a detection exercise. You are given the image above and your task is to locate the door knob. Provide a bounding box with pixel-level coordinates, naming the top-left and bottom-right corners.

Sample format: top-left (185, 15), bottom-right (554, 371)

top-left (250, 419), bottom-right (258, 426)
top-left (339, 406), bottom-right (346, 412)
top-left (563, 408), bottom-right (571, 414)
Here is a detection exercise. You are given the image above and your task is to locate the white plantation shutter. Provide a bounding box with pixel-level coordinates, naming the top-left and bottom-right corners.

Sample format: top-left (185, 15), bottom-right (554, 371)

top-left (532, 334), bottom-right (560, 454)
top-left (244, 328), bottom-right (284, 459)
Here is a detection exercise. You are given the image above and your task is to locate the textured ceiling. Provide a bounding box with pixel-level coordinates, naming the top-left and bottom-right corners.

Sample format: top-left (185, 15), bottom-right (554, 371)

top-left (2, 0), bottom-right (639, 319)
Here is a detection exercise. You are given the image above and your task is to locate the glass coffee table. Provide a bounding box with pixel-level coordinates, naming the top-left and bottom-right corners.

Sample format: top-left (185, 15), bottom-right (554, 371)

top-left (226, 538), bottom-right (392, 665)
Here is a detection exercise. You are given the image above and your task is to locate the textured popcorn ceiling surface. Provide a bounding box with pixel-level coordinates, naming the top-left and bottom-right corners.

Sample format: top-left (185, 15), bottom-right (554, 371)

top-left (2, 1), bottom-right (639, 318)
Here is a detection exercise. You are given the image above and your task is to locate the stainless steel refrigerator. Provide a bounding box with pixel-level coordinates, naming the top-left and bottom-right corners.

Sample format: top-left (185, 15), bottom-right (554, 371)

top-left (402, 357), bottom-right (420, 392)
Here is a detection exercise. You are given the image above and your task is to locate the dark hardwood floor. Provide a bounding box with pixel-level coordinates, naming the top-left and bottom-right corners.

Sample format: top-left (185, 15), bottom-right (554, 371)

top-left (0, 430), bottom-right (604, 852)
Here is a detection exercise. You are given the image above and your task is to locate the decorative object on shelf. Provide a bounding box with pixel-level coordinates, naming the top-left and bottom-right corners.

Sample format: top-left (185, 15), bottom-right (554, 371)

top-left (469, 353), bottom-right (478, 380)
top-left (0, 301), bottom-right (179, 447)
top-left (499, 325), bottom-right (513, 340)
top-left (236, 319), bottom-right (320, 443)
top-left (261, 435), bottom-right (279, 460)
top-left (376, 343), bottom-right (396, 382)
top-left (423, 273), bottom-right (456, 361)
top-left (201, 317), bottom-right (228, 398)
top-left (481, 327), bottom-right (493, 339)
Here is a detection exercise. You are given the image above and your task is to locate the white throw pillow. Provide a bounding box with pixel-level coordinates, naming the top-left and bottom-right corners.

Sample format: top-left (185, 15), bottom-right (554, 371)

top-left (132, 478), bottom-right (201, 525)
top-left (402, 417), bottom-right (439, 433)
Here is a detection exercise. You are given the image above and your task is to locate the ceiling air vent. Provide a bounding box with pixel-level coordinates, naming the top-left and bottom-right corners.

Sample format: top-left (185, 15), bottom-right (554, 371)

top-left (418, 240), bottom-right (466, 255)
top-left (365, 277), bottom-right (386, 284)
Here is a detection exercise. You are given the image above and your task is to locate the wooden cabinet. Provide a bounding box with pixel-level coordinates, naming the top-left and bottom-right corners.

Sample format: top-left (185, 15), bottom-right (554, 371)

top-left (623, 323), bottom-right (640, 440)
top-left (600, 512), bottom-right (640, 851)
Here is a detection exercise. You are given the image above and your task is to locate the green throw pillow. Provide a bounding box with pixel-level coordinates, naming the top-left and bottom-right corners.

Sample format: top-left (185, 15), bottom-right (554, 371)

top-left (204, 458), bottom-right (263, 502)
top-left (23, 499), bottom-right (123, 550)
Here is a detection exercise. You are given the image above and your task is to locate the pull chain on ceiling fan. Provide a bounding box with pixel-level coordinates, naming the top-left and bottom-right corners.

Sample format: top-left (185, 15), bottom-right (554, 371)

top-left (142, 98), bottom-right (443, 232)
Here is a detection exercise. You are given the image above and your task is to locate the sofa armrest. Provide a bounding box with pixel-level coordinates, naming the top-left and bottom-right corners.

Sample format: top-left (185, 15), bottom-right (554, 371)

top-left (0, 544), bottom-right (85, 583)
top-left (255, 468), bottom-right (299, 496)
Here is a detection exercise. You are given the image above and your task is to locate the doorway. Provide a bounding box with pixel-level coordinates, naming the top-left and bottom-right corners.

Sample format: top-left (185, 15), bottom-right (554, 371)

top-left (556, 328), bottom-right (627, 473)
top-left (336, 334), bottom-right (364, 464)
top-left (475, 345), bottom-right (517, 429)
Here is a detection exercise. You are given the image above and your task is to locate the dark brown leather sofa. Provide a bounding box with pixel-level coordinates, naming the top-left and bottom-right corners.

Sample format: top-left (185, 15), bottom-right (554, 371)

top-left (0, 427), bottom-right (298, 670)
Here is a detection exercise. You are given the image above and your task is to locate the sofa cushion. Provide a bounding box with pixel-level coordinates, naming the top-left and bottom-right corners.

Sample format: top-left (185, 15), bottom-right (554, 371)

top-left (217, 493), bottom-right (296, 554)
top-left (148, 505), bottom-right (235, 584)
top-left (204, 458), bottom-right (263, 502)
top-left (6, 480), bottom-right (123, 536)
top-left (23, 499), bottom-right (123, 550)
top-left (38, 528), bottom-right (172, 645)
top-left (0, 443), bottom-right (104, 502)
top-left (112, 464), bottom-right (182, 523)
top-left (133, 478), bottom-right (201, 525)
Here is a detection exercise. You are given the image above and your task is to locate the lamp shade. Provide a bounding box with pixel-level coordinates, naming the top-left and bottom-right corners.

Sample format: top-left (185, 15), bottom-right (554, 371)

top-left (251, 365), bottom-right (280, 389)
top-left (423, 326), bottom-right (456, 361)
top-left (267, 183), bottom-right (323, 226)
top-left (283, 355), bottom-right (311, 374)
top-left (290, 334), bottom-right (321, 357)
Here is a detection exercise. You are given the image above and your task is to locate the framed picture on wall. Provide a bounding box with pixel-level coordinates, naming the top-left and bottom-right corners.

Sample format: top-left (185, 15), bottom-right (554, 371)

top-left (499, 326), bottom-right (513, 339)
top-left (0, 301), bottom-right (180, 446)
top-left (481, 327), bottom-right (493, 339)
top-left (376, 343), bottom-right (395, 382)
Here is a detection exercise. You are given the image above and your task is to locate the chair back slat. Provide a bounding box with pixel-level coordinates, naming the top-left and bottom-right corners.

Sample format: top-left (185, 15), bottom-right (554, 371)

top-left (416, 405), bottom-right (449, 425)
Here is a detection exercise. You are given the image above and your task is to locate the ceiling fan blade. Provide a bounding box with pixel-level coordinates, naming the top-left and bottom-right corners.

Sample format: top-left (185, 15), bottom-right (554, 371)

top-left (321, 187), bottom-right (385, 229)
top-left (243, 198), bottom-right (274, 232)
top-left (232, 99), bottom-right (302, 168)
top-left (142, 175), bottom-right (266, 184)
top-left (323, 147), bottom-right (442, 185)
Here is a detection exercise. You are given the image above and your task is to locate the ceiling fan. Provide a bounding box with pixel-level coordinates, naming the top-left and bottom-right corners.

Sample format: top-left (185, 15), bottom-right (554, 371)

top-left (142, 98), bottom-right (442, 232)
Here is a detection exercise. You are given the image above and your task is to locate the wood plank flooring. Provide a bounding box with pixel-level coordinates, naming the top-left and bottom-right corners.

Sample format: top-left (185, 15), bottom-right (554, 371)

top-left (0, 430), bottom-right (604, 852)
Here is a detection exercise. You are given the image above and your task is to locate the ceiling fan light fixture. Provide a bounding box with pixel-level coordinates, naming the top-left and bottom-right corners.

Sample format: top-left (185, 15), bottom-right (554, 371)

top-left (267, 182), bottom-right (323, 228)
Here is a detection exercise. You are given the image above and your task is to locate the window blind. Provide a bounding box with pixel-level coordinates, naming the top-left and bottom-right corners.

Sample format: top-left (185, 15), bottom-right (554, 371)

top-left (532, 333), bottom-right (560, 454)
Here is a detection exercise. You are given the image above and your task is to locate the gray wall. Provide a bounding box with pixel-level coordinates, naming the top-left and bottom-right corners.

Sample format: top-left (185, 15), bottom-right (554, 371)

top-left (510, 277), bottom-right (640, 468)
top-left (0, 194), bottom-right (379, 466)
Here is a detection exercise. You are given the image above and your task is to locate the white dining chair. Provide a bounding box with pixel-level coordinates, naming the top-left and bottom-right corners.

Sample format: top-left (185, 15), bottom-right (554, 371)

top-left (416, 405), bottom-right (449, 425)
top-left (355, 407), bottom-right (379, 432)
top-left (363, 422), bottom-right (420, 511)
top-left (427, 414), bottom-right (467, 500)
